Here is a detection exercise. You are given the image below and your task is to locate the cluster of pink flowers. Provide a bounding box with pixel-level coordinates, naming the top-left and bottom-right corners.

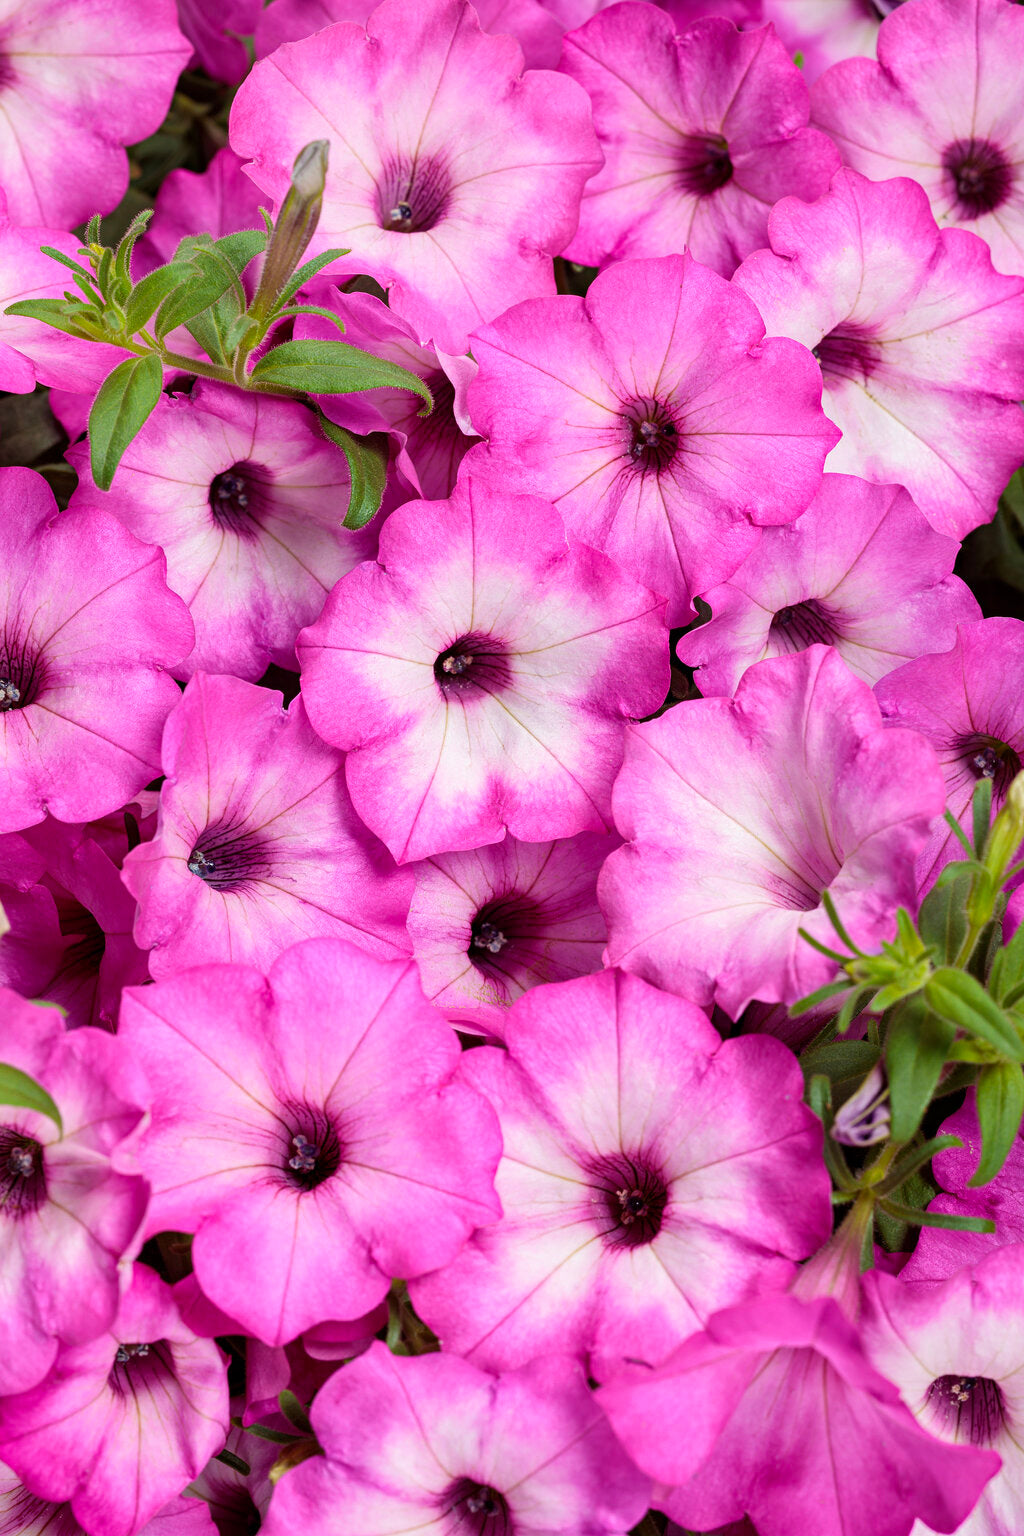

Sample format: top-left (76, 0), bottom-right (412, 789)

top-left (2, 0), bottom-right (1024, 1533)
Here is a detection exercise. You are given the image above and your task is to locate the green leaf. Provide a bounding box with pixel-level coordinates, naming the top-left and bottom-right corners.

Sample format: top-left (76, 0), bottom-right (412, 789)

top-left (273, 247), bottom-right (350, 312)
top-left (943, 809), bottom-right (975, 857)
top-left (113, 208), bottom-right (154, 288)
top-left (185, 290), bottom-right (244, 368)
top-left (275, 303), bottom-right (348, 334)
top-left (971, 1062), bottom-right (1024, 1186)
top-left (924, 967), bottom-right (1024, 1061)
top-left (88, 352), bottom-right (164, 491)
top-left (885, 995), bottom-right (955, 1142)
top-left (789, 980), bottom-right (850, 1016)
top-left (973, 775), bottom-right (994, 856)
top-left (0, 1061), bottom-right (62, 1134)
top-left (121, 263), bottom-right (190, 336)
top-left (4, 297), bottom-right (104, 341)
top-left (317, 412), bottom-right (390, 529)
top-left (210, 227), bottom-right (266, 276)
top-left (237, 1423), bottom-right (302, 1445)
top-left (38, 245), bottom-right (101, 291)
top-left (879, 1134), bottom-right (962, 1195)
top-left (84, 214), bottom-right (102, 247)
top-left (278, 1389), bottom-right (313, 1434)
top-left (800, 1039), bottom-right (880, 1099)
top-left (989, 911), bottom-right (1024, 1004)
top-left (249, 338), bottom-right (433, 412)
top-left (154, 249), bottom-right (242, 341)
top-left (877, 1199), bottom-right (995, 1233)
top-left (917, 865), bottom-right (972, 964)
top-left (214, 1449), bottom-right (251, 1476)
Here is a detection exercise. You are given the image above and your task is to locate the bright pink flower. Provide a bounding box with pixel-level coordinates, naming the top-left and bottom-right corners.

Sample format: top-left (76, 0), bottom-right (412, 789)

top-left (177, 0), bottom-right (261, 81)
top-left (136, 148), bottom-right (267, 271)
top-left (599, 1293), bottom-right (998, 1536)
top-left (229, 0), bottom-right (601, 351)
top-left (876, 618), bottom-right (1024, 891)
top-left (678, 474), bottom-right (979, 694)
top-left (260, 1343), bottom-right (650, 1536)
top-left (0, 0), bottom-right (190, 228)
top-left (185, 1416), bottom-right (277, 1535)
top-left (0, 1468), bottom-right (217, 1536)
top-left (407, 830), bottom-right (617, 1036)
top-left (411, 970), bottom-right (829, 1375)
top-left (0, 1264), bottom-right (229, 1536)
top-left (602, 645), bottom-right (945, 1016)
top-left (762, 0), bottom-right (883, 83)
top-left (67, 380), bottom-right (376, 680)
top-left (122, 674), bottom-right (412, 978)
top-left (466, 254), bottom-right (837, 623)
top-left (0, 468), bottom-right (193, 833)
top-left (0, 814), bottom-right (150, 1030)
top-left (119, 938), bottom-right (502, 1344)
top-left (733, 169), bottom-right (1024, 540)
top-left (544, 0), bottom-right (760, 28)
top-left (559, 7), bottom-right (839, 275)
top-left (863, 1248), bottom-right (1024, 1536)
top-left (254, 0), bottom-right (565, 69)
top-left (812, 0), bottom-right (1024, 277)
top-left (298, 476), bottom-right (668, 861)
top-left (0, 991), bottom-right (148, 1396)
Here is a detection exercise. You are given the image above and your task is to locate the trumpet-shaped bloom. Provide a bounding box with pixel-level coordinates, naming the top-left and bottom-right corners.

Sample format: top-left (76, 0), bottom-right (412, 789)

top-left (68, 380), bottom-right (376, 681)
top-left (876, 618), bottom-right (1024, 891)
top-left (560, 7), bottom-right (839, 275)
top-left (135, 147), bottom-right (267, 270)
top-left (0, 0), bottom-right (190, 228)
top-left (0, 991), bottom-right (148, 1397)
top-left (466, 254), bottom-right (837, 623)
top-left (601, 645), bottom-right (945, 1016)
top-left (298, 477), bottom-right (668, 862)
top-left (119, 938), bottom-right (502, 1344)
top-left (0, 1467), bottom-right (217, 1536)
top-left (599, 1293), bottom-right (998, 1536)
top-left (230, 0), bottom-right (602, 352)
top-left (0, 1264), bottom-right (229, 1536)
top-left (407, 830), bottom-right (616, 1036)
top-left (411, 970), bottom-right (830, 1376)
top-left (260, 1344), bottom-right (650, 1536)
top-left (733, 169), bottom-right (1024, 540)
top-left (0, 468), bottom-right (193, 834)
top-left (177, 0), bottom-right (261, 81)
top-left (812, 0), bottom-right (1024, 277)
top-left (678, 474), bottom-right (979, 694)
top-left (762, 0), bottom-right (883, 83)
top-left (122, 673), bottom-right (412, 978)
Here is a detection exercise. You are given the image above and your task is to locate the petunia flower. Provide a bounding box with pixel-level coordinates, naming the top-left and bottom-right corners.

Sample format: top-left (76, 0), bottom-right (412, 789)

top-left (762, 0), bottom-right (885, 83)
top-left (229, 0), bottom-right (602, 351)
top-left (259, 1343), bottom-right (650, 1536)
top-left (863, 1246), bottom-right (1024, 1536)
top-left (68, 380), bottom-right (377, 680)
top-left (875, 618), bottom-right (1024, 891)
top-left (297, 475), bottom-right (669, 862)
top-left (0, 0), bottom-right (190, 228)
top-left (0, 1264), bottom-right (229, 1536)
top-left (0, 1466), bottom-right (217, 1536)
top-left (118, 937), bottom-right (502, 1344)
top-left (407, 830), bottom-right (617, 1036)
top-left (559, 6), bottom-right (840, 275)
top-left (411, 969), bottom-right (830, 1375)
top-left (176, 0), bottom-right (261, 81)
top-left (732, 168), bottom-right (1024, 540)
top-left (185, 1414), bottom-right (278, 1535)
top-left (466, 253), bottom-right (838, 623)
top-left (0, 468), bottom-right (194, 834)
top-left (135, 147), bottom-right (267, 271)
top-left (0, 990), bottom-right (149, 1397)
top-left (811, 0), bottom-right (1024, 277)
top-left (122, 673), bottom-right (413, 978)
top-left (601, 645), bottom-right (945, 1016)
top-left (678, 473), bottom-right (979, 694)
top-left (254, 0), bottom-right (565, 69)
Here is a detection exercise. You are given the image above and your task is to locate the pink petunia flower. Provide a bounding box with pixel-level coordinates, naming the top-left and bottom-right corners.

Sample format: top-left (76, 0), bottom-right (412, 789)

top-left (229, 0), bottom-right (602, 351)
top-left (410, 969), bottom-right (830, 1376)
top-left (732, 168), bottom-right (1024, 540)
top-left (122, 673), bottom-right (412, 978)
top-left (762, 0), bottom-right (885, 83)
top-left (298, 476), bottom-right (669, 862)
top-left (601, 645), bottom-right (945, 1016)
top-left (0, 1264), bottom-right (229, 1536)
top-left (407, 830), bottom-right (617, 1036)
top-left (0, 1467), bottom-right (217, 1536)
top-left (185, 1414), bottom-right (278, 1535)
top-left (812, 0), bottom-right (1024, 277)
top-left (260, 1343), bottom-right (650, 1536)
top-left (0, 469), bottom-right (193, 834)
top-left (677, 473), bottom-right (979, 694)
top-left (876, 618), bottom-right (1024, 891)
top-left (119, 938), bottom-right (502, 1344)
top-left (559, 6), bottom-right (839, 275)
top-left (135, 147), bottom-right (268, 272)
top-left (0, 990), bottom-right (148, 1397)
top-left (466, 253), bottom-right (838, 623)
top-left (67, 380), bottom-right (377, 681)
top-left (863, 1247), bottom-right (1024, 1536)
top-left (176, 0), bottom-right (261, 81)
top-left (599, 1292), bottom-right (998, 1536)
top-left (0, 0), bottom-right (190, 228)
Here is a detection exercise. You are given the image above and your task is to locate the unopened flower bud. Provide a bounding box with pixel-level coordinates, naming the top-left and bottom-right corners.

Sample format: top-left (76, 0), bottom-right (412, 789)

top-left (250, 139), bottom-right (330, 323)
top-left (832, 1065), bottom-right (890, 1147)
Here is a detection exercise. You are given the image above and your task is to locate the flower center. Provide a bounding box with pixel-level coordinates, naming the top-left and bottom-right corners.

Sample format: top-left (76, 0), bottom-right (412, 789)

top-left (378, 154), bottom-right (452, 232)
top-left (813, 325), bottom-right (882, 386)
top-left (589, 1152), bottom-right (669, 1248)
top-left (957, 734), bottom-right (1022, 797)
top-left (0, 1129), bottom-right (45, 1219)
top-left (280, 1105), bottom-right (342, 1192)
top-left (926, 1375), bottom-right (1006, 1445)
top-left (677, 132), bottom-right (733, 196)
top-left (187, 822), bottom-right (271, 892)
top-left (109, 1339), bottom-right (172, 1397)
top-left (769, 599), bottom-right (839, 652)
top-left (441, 1479), bottom-right (512, 1536)
top-left (466, 895), bottom-right (544, 984)
top-left (208, 461), bottom-right (269, 539)
top-left (434, 634), bottom-right (512, 698)
top-left (0, 634), bottom-right (45, 712)
top-left (942, 137), bottom-right (1013, 219)
top-left (622, 397), bottom-right (680, 473)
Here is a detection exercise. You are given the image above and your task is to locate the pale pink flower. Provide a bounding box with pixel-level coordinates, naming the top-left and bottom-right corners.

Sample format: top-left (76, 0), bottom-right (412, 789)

top-left (0, 1468), bottom-right (217, 1536)
top-left (255, 0), bottom-right (565, 69)
top-left (763, 0), bottom-right (885, 83)
top-left (177, 0), bottom-right (261, 81)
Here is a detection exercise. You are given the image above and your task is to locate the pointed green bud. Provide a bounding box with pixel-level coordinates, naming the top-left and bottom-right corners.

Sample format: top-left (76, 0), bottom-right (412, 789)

top-left (249, 139), bottom-right (330, 324)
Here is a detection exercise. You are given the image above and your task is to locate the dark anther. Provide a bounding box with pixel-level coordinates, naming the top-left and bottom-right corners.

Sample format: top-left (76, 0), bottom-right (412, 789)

top-left (442, 1478), bottom-right (512, 1535)
top-left (812, 325), bottom-right (881, 385)
top-left (434, 634), bottom-right (511, 697)
top-left (677, 132), bottom-right (733, 197)
top-left (589, 1152), bottom-right (669, 1248)
top-left (187, 824), bottom-right (270, 893)
top-left (769, 599), bottom-right (837, 651)
top-left (209, 462), bottom-right (267, 538)
top-left (0, 677), bottom-right (21, 709)
top-left (942, 137), bottom-right (1014, 219)
top-left (959, 735), bottom-right (1021, 797)
top-left (471, 920), bottom-right (508, 956)
top-left (379, 156), bottom-right (452, 233)
top-left (623, 397), bottom-right (680, 473)
top-left (0, 1129), bottom-right (46, 1218)
top-left (280, 1106), bottom-right (342, 1192)
top-left (109, 1339), bottom-right (171, 1398)
top-left (0, 633), bottom-right (45, 711)
top-left (926, 1375), bottom-right (1006, 1445)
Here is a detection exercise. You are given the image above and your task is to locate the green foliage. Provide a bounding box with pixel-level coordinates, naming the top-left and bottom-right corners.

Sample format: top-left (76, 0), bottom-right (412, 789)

top-left (88, 353), bottom-right (164, 491)
top-left (0, 1061), bottom-right (63, 1134)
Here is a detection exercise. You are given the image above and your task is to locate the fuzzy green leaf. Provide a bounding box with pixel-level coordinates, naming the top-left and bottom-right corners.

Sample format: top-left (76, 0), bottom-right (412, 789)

top-left (88, 352), bottom-right (164, 491)
top-left (121, 263), bottom-right (191, 336)
top-left (924, 968), bottom-right (1024, 1061)
top-left (317, 412), bottom-right (389, 529)
top-left (4, 298), bottom-right (103, 341)
top-left (885, 995), bottom-right (956, 1143)
top-left (249, 338), bottom-right (432, 411)
top-left (0, 1061), bottom-right (62, 1134)
top-left (971, 1062), bottom-right (1024, 1186)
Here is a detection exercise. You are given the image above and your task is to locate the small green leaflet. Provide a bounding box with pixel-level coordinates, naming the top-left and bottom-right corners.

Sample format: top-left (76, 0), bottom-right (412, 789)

top-left (0, 1062), bottom-right (62, 1134)
top-left (88, 353), bottom-right (164, 491)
